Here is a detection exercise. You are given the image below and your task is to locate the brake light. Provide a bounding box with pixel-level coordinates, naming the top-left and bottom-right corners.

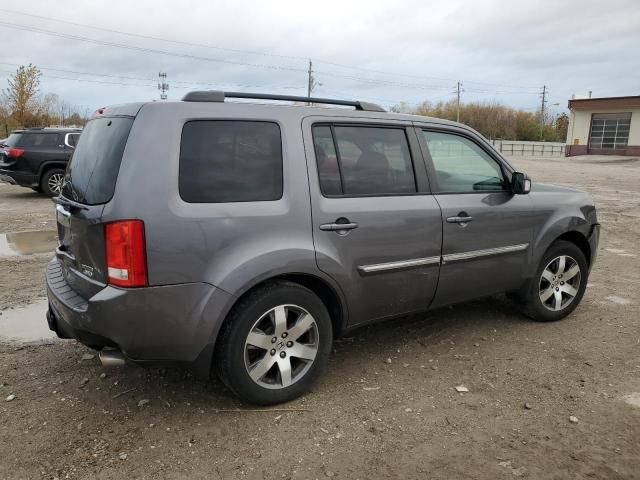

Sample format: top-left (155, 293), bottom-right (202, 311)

top-left (2, 147), bottom-right (24, 158)
top-left (105, 220), bottom-right (147, 287)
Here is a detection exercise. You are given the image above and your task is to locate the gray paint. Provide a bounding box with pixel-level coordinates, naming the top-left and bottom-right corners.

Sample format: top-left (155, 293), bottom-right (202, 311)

top-left (46, 99), bottom-right (600, 374)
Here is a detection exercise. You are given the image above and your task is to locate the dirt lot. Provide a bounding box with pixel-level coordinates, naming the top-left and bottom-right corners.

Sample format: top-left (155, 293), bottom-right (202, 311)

top-left (1, 155), bottom-right (639, 479)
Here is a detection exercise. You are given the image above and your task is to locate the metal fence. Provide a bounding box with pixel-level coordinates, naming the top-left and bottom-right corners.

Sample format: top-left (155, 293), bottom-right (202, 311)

top-left (490, 140), bottom-right (565, 157)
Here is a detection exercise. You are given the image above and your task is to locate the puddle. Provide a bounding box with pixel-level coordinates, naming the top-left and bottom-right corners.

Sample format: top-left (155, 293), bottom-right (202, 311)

top-left (0, 230), bottom-right (57, 256)
top-left (622, 393), bottom-right (640, 408)
top-left (0, 299), bottom-right (58, 343)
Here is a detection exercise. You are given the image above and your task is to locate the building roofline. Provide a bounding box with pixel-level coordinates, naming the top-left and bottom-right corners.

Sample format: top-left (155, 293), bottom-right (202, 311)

top-left (568, 95), bottom-right (640, 110)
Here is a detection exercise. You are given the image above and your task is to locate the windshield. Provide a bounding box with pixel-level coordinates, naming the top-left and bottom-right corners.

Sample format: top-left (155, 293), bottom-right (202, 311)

top-left (61, 117), bottom-right (133, 205)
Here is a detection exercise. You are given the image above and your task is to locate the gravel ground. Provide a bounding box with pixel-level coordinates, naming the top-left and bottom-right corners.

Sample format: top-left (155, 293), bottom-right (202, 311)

top-left (0, 155), bottom-right (639, 479)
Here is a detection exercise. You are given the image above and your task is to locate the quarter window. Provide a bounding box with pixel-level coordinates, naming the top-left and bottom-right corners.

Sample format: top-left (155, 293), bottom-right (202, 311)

top-left (421, 131), bottom-right (506, 193)
top-left (179, 121), bottom-right (283, 203)
top-left (312, 125), bottom-right (416, 196)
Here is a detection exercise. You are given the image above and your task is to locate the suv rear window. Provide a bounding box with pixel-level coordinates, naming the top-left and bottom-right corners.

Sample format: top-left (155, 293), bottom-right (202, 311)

top-left (62, 117), bottom-right (133, 205)
top-left (179, 121), bottom-right (283, 203)
top-left (3, 133), bottom-right (22, 147)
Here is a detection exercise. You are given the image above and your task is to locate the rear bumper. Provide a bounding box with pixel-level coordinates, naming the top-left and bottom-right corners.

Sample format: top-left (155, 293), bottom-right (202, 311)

top-left (0, 169), bottom-right (38, 187)
top-left (46, 258), bottom-right (234, 374)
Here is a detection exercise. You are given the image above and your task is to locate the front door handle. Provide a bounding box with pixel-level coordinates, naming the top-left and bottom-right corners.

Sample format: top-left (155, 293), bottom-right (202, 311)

top-left (447, 212), bottom-right (473, 224)
top-left (320, 218), bottom-right (359, 233)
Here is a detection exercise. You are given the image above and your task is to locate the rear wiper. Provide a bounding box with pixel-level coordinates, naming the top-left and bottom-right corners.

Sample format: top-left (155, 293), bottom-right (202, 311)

top-left (52, 195), bottom-right (88, 211)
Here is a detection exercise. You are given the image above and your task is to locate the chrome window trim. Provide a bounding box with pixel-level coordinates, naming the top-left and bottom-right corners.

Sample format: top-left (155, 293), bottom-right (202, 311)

top-left (442, 243), bottom-right (529, 264)
top-left (358, 256), bottom-right (441, 274)
top-left (64, 133), bottom-right (80, 148)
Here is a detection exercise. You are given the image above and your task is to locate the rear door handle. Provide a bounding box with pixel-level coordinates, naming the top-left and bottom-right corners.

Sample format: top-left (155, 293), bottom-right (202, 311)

top-left (320, 222), bottom-right (359, 231)
top-left (320, 218), bottom-right (359, 233)
top-left (446, 216), bottom-right (473, 224)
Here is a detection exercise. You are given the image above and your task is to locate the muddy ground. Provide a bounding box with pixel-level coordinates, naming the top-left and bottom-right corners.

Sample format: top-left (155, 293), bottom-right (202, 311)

top-left (0, 155), bottom-right (639, 479)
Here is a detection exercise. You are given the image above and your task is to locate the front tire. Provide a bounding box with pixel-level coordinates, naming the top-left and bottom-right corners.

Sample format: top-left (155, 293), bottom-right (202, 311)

top-left (520, 240), bottom-right (588, 322)
top-left (41, 168), bottom-right (65, 197)
top-left (216, 281), bottom-right (333, 405)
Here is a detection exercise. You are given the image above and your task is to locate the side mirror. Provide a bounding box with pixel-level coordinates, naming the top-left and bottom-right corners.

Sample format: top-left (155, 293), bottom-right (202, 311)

top-left (511, 172), bottom-right (531, 195)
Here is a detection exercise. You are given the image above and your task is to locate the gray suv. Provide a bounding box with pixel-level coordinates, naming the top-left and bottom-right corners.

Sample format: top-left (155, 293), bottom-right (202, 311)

top-left (46, 92), bottom-right (600, 405)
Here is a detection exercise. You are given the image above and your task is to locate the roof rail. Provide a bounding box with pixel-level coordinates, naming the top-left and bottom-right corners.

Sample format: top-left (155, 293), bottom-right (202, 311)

top-left (181, 90), bottom-right (386, 112)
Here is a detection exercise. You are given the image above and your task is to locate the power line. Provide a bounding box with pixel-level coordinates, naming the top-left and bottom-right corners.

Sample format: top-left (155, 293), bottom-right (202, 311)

top-left (0, 61), bottom-right (300, 90)
top-left (0, 8), bottom-right (541, 91)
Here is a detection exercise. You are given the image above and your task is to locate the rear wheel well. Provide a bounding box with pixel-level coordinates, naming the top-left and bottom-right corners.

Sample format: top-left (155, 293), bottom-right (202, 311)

top-left (39, 162), bottom-right (66, 180)
top-left (221, 274), bottom-right (345, 341)
top-left (554, 231), bottom-right (591, 266)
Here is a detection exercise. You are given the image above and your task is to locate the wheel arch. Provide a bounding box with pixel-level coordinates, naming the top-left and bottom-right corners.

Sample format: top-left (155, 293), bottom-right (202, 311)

top-left (37, 160), bottom-right (67, 178)
top-left (215, 272), bottom-right (348, 347)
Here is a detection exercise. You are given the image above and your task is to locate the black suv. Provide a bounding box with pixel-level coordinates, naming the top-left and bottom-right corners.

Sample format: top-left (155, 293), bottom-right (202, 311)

top-left (0, 127), bottom-right (81, 196)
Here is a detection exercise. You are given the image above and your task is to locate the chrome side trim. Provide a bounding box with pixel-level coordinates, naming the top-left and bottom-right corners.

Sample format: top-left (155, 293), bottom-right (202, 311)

top-left (358, 256), bottom-right (441, 274)
top-left (442, 243), bottom-right (529, 264)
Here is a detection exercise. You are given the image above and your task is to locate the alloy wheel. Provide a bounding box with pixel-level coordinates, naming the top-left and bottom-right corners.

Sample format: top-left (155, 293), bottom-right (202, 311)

top-left (244, 304), bottom-right (319, 389)
top-left (47, 173), bottom-right (65, 195)
top-left (539, 255), bottom-right (581, 311)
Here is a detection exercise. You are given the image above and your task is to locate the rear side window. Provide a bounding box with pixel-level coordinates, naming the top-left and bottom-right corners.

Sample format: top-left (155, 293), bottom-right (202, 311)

top-left (179, 121), bottom-right (283, 203)
top-left (20, 133), bottom-right (60, 147)
top-left (62, 117), bottom-right (133, 205)
top-left (312, 125), bottom-right (416, 196)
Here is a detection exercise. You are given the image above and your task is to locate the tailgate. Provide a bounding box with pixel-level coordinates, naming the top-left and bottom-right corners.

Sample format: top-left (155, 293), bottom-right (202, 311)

top-left (55, 202), bottom-right (107, 299)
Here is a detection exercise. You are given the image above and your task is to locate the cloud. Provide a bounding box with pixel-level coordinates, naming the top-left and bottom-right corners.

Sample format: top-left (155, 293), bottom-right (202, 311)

top-left (0, 0), bottom-right (637, 112)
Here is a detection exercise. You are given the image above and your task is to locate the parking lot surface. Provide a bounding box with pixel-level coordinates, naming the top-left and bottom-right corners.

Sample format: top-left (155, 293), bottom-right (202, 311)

top-left (0, 155), bottom-right (639, 479)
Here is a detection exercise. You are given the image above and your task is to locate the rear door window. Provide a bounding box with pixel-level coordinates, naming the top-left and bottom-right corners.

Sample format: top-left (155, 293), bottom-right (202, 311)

top-left (62, 117), bottom-right (134, 205)
top-left (179, 121), bottom-right (283, 203)
top-left (20, 133), bottom-right (60, 147)
top-left (312, 125), bottom-right (416, 196)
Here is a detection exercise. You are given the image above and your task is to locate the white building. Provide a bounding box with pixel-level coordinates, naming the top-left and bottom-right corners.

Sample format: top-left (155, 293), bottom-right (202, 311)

top-left (566, 96), bottom-right (640, 156)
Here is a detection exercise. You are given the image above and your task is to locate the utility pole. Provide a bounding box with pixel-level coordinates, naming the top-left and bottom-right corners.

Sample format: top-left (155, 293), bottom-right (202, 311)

top-left (540, 85), bottom-right (547, 139)
top-left (455, 81), bottom-right (463, 123)
top-left (158, 72), bottom-right (169, 100)
top-left (306, 60), bottom-right (321, 105)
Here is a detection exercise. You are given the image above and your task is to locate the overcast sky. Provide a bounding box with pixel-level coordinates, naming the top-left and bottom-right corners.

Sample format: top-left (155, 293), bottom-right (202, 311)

top-left (0, 0), bottom-right (638, 115)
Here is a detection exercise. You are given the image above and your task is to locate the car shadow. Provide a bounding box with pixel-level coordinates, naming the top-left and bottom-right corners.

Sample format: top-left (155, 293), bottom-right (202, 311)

top-left (86, 295), bottom-right (528, 409)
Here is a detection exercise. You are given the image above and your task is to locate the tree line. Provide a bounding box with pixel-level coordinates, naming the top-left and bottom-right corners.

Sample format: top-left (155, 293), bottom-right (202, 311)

top-left (0, 64), bottom-right (89, 137)
top-left (392, 100), bottom-right (568, 142)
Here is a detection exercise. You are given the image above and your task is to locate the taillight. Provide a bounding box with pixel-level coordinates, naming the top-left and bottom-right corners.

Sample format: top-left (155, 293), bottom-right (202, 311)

top-left (2, 147), bottom-right (24, 158)
top-left (105, 220), bottom-right (147, 288)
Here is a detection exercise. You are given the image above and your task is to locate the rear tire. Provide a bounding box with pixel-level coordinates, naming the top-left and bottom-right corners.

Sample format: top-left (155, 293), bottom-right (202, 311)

top-left (519, 240), bottom-right (588, 322)
top-left (41, 168), bottom-right (66, 197)
top-left (216, 281), bottom-right (333, 405)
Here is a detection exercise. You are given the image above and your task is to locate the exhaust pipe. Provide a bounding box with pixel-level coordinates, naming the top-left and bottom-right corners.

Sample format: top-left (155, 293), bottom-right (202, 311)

top-left (99, 349), bottom-right (126, 367)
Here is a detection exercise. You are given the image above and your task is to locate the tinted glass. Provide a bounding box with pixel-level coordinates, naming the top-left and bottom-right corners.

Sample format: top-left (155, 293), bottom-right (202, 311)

top-left (20, 133), bottom-right (60, 147)
top-left (312, 126), bottom-right (342, 196)
top-left (3, 133), bottom-right (22, 147)
top-left (62, 117), bottom-right (133, 205)
top-left (312, 125), bottom-right (416, 196)
top-left (179, 121), bottom-right (283, 203)
top-left (422, 131), bottom-right (506, 192)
